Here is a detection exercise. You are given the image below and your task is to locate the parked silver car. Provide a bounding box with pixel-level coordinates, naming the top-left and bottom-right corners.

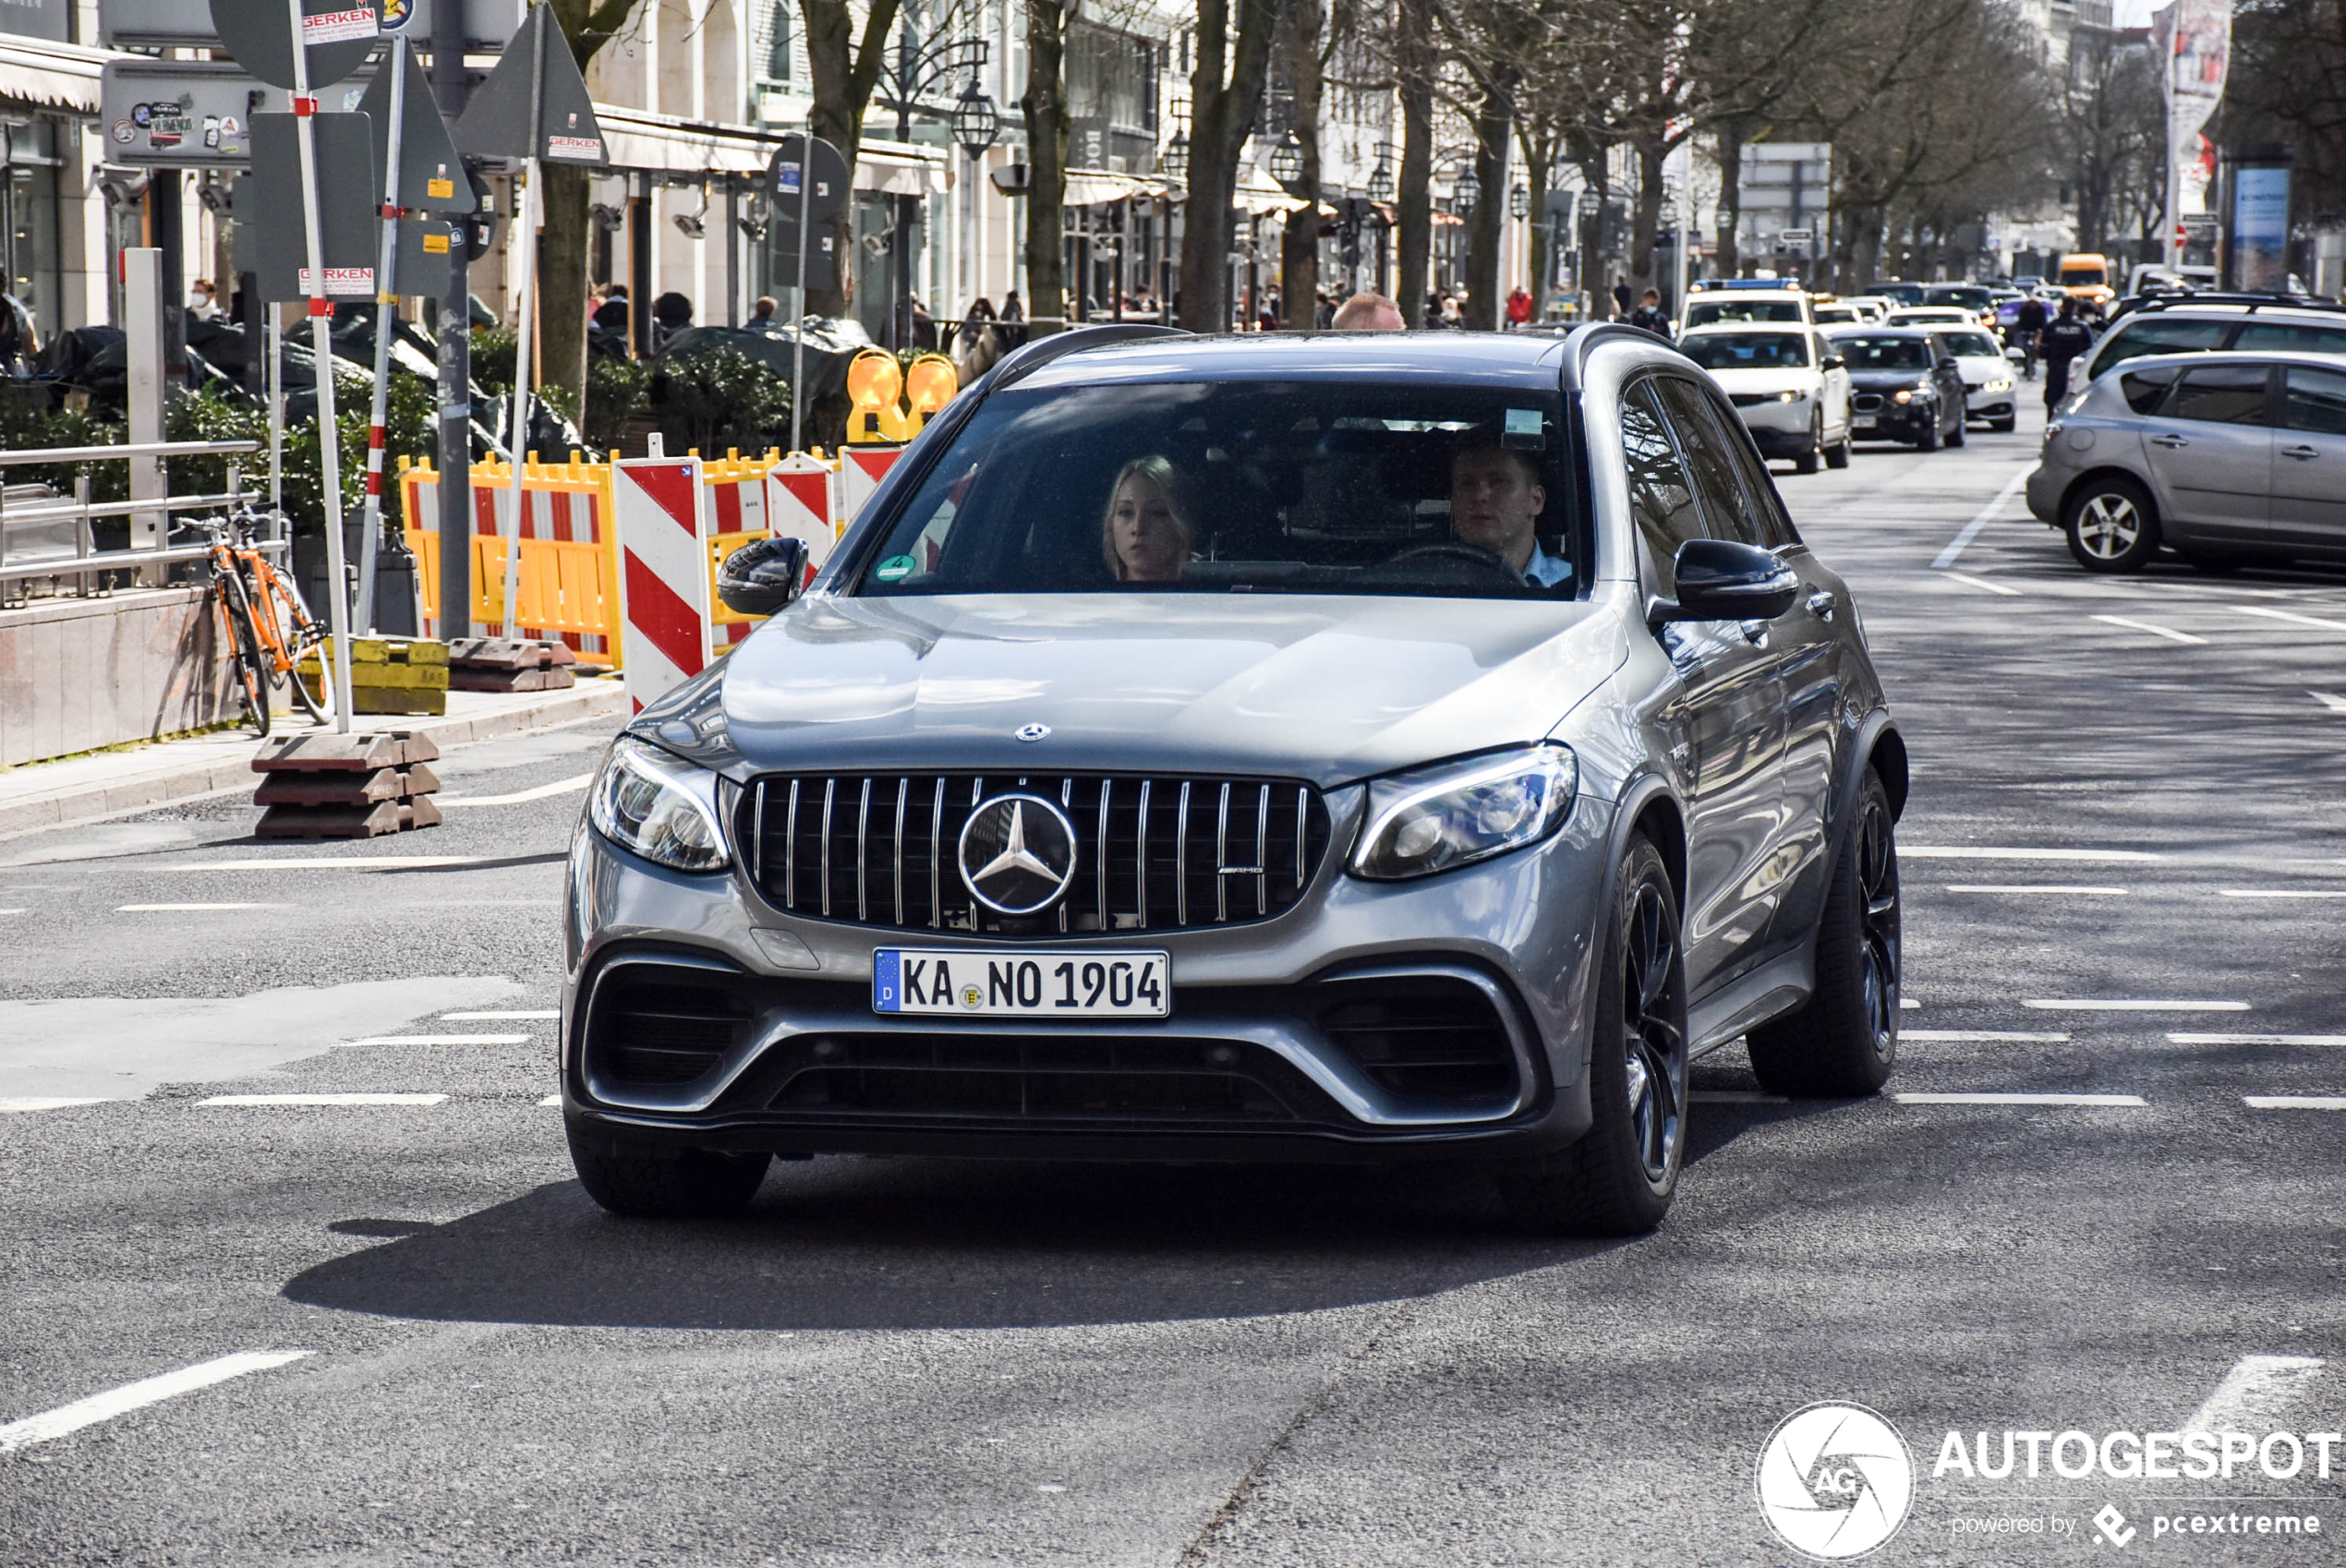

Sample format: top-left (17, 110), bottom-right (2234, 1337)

top-left (563, 326), bottom-right (1909, 1236)
top-left (2026, 350), bottom-right (2346, 573)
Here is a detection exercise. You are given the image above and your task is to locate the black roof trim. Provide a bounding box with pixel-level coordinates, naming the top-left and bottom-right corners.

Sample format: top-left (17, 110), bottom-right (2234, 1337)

top-left (985, 322), bottom-right (1192, 391)
top-left (1560, 321), bottom-right (1675, 390)
top-left (2112, 292), bottom-right (2344, 325)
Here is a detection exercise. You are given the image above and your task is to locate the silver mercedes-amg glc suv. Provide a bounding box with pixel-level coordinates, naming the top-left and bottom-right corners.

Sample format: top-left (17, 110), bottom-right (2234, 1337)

top-left (562, 324), bottom-right (1908, 1236)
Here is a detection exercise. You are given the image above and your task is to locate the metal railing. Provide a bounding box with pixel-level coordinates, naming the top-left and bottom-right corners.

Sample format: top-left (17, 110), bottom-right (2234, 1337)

top-left (0, 439), bottom-right (274, 595)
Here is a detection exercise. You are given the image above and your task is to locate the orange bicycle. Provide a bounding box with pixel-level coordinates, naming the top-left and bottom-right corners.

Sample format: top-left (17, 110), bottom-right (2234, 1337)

top-left (196, 512), bottom-right (332, 735)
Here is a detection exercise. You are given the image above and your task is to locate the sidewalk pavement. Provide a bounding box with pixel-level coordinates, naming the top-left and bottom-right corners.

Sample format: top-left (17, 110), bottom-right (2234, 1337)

top-left (0, 676), bottom-right (629, 839)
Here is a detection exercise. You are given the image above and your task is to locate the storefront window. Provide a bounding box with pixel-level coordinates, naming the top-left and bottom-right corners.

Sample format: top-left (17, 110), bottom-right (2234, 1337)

top-left (1, 117), bottom-right (64, 346)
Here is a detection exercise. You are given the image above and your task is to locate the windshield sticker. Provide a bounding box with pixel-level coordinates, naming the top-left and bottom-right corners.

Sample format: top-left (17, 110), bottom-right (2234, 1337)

top-left (875, 554), bottom-right (918, 582)
top-left (1504, 407), bottom-right (1543, 448)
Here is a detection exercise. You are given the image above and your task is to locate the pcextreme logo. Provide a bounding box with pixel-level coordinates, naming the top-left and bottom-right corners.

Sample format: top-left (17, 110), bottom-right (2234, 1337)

top-left (1757, 1402), bottom-right (1917, 1560)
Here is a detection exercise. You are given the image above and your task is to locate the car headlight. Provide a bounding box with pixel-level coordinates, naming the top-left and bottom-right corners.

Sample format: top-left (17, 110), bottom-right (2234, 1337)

top-left (1986, 378), bottom-right (2012, 393)
top-left (1777, 389), bottom-right (1802, 403)
top-left (588, 736), bottom-right (731, 872)
top-left (1892, 389), bottom-right (1914, 404)
top-left (1349, 744), bottom-right (1578, 881)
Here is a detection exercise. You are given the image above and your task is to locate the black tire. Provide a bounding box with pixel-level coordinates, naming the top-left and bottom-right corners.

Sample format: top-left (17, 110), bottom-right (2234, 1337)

top-left (1794, 413), bottom-right (1822, 475)
top-left (215, 572), bottom-right (271, 737)
top-left (1945, 412), bottom-right (1966, 448)
top-left (1747, 769), bottom-right (1900, 1098)
top-left (1824, 433), bottom-right (1851, 469)
top-left (566, 1119), bottom-right (771, 1218)
top-left (1989, 415), bottom-right (2017, 433)
top-left (1498, 836), bottom-right (1687, 1236)
top-left (2062, 474), bottom-right (2161, 573)
top-left (1915, 416), bottom-right (1941, 452)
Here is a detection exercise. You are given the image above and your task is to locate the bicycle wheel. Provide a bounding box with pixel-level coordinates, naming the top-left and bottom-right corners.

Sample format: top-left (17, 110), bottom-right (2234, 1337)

top-left (248, 561), bottom-right (332, 725)
top-left (215, 571), bottom-right (272, 737)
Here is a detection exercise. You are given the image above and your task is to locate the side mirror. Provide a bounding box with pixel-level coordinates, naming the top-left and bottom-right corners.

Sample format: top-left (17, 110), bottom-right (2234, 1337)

top-left (1652, 539), bottom-right (1799, 625)
top-left (716, 536), bottom-right (810, 617)
top-left (1820, 354), bottom-right (1845, 370)
top-left (1938, 356), bottom-right (1961, 371)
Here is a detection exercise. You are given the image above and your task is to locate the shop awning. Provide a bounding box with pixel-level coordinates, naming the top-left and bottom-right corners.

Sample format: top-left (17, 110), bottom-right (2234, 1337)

top-left (590, 107), bottom-right (946, 195)
top-left (0, 37), bottom-right (126, 116)
top-left (1063, 170), bottom-right (1173, 207)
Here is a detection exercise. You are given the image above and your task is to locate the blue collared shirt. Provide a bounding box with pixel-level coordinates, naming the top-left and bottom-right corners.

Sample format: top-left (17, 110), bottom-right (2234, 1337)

top-left (1523, 543), bottom-right (1574, 589)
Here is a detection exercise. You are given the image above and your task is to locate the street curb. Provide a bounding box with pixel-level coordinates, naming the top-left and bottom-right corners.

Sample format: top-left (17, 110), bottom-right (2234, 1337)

top-left (0, 679), bottom-right (628, 840)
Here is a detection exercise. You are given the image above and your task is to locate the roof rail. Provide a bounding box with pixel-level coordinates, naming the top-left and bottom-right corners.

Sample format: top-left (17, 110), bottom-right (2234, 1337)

top-left (1563, 321), bottom-right (1675, 387)
top-left (984, 321), bottom-right (1191, 391)
top-left (2127, 291), bottom-right (2340, 318)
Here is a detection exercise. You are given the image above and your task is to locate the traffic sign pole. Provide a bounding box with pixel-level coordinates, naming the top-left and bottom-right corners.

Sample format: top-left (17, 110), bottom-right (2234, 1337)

top-left (287, 0), bottom-right (355, 732)
top-left (355, 31), bottom-right (409, 633)
top-left (499, 4), bottom-right (548, 639)
top-left (792, 144), bottom-right (811, 454)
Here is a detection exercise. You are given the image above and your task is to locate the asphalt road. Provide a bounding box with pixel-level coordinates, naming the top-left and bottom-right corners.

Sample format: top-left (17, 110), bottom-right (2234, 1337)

top-left (3, 400), bottom-right (2341, 1565)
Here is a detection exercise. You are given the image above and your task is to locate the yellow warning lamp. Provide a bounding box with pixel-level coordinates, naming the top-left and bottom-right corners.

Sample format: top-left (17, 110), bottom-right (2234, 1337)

top-left (904, 354), bottom-right (960, 431)
top-left (845, 349), bottom-right (906, 444)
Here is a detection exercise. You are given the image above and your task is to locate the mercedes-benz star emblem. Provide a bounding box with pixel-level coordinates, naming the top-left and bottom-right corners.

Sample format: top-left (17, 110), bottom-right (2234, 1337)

top-left (1014, 722), bottom-right (1050, 742)
top-left (957, 794), bottom-right (1080, 916)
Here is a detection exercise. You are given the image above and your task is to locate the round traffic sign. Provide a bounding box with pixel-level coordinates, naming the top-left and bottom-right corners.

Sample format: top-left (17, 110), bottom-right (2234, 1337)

top-left (208, 0), bottom-right (381, 92)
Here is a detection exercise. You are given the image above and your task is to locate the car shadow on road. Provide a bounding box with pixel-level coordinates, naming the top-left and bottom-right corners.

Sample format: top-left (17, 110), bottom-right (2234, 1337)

top-left (285, 1155), bottom-right (1642, 1332)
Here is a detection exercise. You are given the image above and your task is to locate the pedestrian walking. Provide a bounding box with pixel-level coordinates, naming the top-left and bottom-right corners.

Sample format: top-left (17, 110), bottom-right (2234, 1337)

top-left (999, 290), bottom-right (1026, 349)
top-left (2038, 299), bottom-right (2096, 413)
top-left (2012, 294), bottom-right (2048, 380)
top-left (748, 295), bottom-right (779, 328)
top-left (1612, 279), bottom-right (1633, 320)
top-left (1627, 288), bottom-right (1672, 341)
top-left (1506, 287), bottom-right (1533, 329)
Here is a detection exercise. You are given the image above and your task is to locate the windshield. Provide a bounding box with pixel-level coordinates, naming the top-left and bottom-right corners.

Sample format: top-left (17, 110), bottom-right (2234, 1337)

top-left (1687, 299), bottom-right (1803, 325)
top-left (1679, 332), bottom-right (1812, 369)
top-left (1927, 287), bottom-right (1994, 310)
top-left (854, 380), bottom-right (1584, 600)
top-left (2061, 262), bottom-right (2109, 287)
top-left (1835, 336), bottom-right (1933, 371)
top-left (1938, 332), bottom-right (2001, 357)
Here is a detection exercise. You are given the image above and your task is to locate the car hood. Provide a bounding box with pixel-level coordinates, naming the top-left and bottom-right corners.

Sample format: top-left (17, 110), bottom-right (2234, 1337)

top-left (1847, 368), bottom-right (1937, 391)
top-left (1702, 367), bottom-right (1820, 392)
top-left (698, 592), bottom-right (1629, 788)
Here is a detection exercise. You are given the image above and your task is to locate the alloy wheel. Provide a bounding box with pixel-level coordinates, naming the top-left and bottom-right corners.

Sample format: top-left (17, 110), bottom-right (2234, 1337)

top-left (1621, 883), bottom-right (1687, 1184)
top-left (1856, 797), bottom-right (1901, 1060)
top-left (2074, 492), bottom-right (2141, 560)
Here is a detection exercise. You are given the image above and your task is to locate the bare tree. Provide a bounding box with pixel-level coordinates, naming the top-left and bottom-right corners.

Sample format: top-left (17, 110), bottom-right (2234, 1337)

top-left (1022, 0), bottom-right (1076, 334)
top-left (1179, 0), bottom-right (1281, 332)
top-left (1278, 0), bottom-right (1328, 327)
top-left (539, 0), bottom-right (648, 418)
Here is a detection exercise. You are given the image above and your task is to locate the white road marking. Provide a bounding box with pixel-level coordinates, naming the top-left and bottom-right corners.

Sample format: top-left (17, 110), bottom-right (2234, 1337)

top-left (199, 1093), bottom-right (448, 1106)
top-left (436, 774), bottom-right (595, 808)
top-left (1903, 1030), bottom-right (2073, 1043)
top-left (441, 1010), bottom-right (561, 1020)
top-left (1945, 884), bottom-right (2127, 896)
top-left (2170, 1033), bottom-right (2346, 1046)
top-left (2234, 605), bottom-right (2346, 634)
top-left (0, 1097), bottom-right (107, 1113)
top-left (538, 1095), bottom-right (562, 1107)
top-left (115, 903), bottom-right (286, 912)
top-left (338, 1034), bottom-right (530, 1046)
top-left (1904, 846), bottom-right (2163, 862)
top-left (0, 1351), bottom-right (311, 1455)
top-left (1690, 1091), bottom-right (1788, 1104)
top-left (1929, 470), bottom-right (2032, 568)
top-left (2024, 999), bottom-right (2249, 1012)
top-left (0, 908), bottom-right (22, 915)
top-left (1942, 571), bottom-right (2024, 597)
top-left (2220, 888), bottom-right (2346, 899)
top-left (432, 899), bottom-right (563, 908)
top-left (2091, 614), bottom-right (2207, 645)
top-left (2244, 1096), bottom-right (2346, 1110)
top-left (2182, 1356), bottom-right (2327, 1437)
top-left (1900, 998), bottom-right (1920, 1010)
top-left (2307, 691), bottom-right (2346, 715)
top-left (1894, 1092), bottom-right (2148, 1106)
top-left (161, 856), bottom-right (485, 872)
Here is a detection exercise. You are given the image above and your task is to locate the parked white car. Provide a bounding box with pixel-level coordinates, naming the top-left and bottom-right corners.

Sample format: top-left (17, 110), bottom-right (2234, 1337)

top-left (1929, 326), bottom-right (2019, 432)
top-left (1841, 296), bottom-right (1896, 321)
top-left (1677, 324), bottom-right (1855, 473)
top-left (1887, 306), bottom-right (1982, 331)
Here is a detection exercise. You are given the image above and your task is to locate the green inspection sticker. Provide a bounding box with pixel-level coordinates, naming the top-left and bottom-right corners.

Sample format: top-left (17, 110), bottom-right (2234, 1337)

top-left (1504, 407), bottom-right (1544, 447)
top-left (875, 554), bottom-right (917, 581)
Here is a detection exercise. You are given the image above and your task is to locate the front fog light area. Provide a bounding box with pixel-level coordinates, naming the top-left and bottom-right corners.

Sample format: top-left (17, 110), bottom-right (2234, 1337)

top-left (1351, 744), bottom-right (1578, 880)
top-left (588, 737), bottom-right (732, 872)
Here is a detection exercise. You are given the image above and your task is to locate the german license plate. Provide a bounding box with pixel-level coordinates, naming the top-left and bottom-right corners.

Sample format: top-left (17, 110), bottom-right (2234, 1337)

top-left (1853, 416), bottom-right (1877, 430)
top-left (874, 948), bottom-right (1170, 1018)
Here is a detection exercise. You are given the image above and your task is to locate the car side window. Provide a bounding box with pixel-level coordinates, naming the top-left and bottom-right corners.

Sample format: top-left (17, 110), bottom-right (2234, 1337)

top-left (1702, 404), bottom-right (1802, 550)
top-left (2119, 366), bottom-right (2180, 415)
top-left (2283, 367), bottom-right (2346, 437)
top-left (2162, 363), bottom-right (2272, 426)
top-left (1619, 379), bottom-right (1706, 596)
top-left (2096, 319), bottom-right (2231, 372)
top-left (2234, 322), bottom-right (2346, 358)
top-left (1651, 376), bottom-right (1765, 549)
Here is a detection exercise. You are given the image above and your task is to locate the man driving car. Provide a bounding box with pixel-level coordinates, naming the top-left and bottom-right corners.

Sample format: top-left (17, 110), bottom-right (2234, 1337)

top-left (1452, 438), bottom-right (1572, 589)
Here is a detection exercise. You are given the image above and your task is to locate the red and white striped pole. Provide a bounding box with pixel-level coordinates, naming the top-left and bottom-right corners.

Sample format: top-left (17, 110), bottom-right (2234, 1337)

top-left (288, 0), bottom-right (355, 731)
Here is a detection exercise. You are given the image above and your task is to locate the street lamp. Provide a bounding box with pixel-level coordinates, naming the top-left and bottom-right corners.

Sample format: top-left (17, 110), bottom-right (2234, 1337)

top-left (1268, 131), bottom-right (1305, 191)
top-left (1159, 129), bottom-right (1188, 182)
top-left (1577, 188), bottom-right (1602, 223)
top-left (952, 77), bottom-right (998, 161)
top-left (1453, 167), bottom-right (1480, 211)
top-left (1509, 183), bottom-right (1529, 220)
top-left (877, 32), bottom-right (990, 350)
top-left (1365, 159), bottom-right (1393, 202)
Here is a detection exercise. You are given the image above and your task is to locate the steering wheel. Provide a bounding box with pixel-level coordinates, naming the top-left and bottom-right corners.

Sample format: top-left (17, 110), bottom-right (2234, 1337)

top-left (1377, 542), bottom-right (1528, 588)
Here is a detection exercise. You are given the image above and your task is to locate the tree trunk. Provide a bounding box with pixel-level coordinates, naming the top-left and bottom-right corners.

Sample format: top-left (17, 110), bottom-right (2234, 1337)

top-left (1022, 0), bottom-right (1071, 335)
top-left (1713, 119), bottom-right (1747, 278)
top-left (1178, 0), bottom-right (1278, 334)
top-left (538, 163), bottom-right (591, 424)
top-left (1459, 75), bottom-right (1514, 332)
top-left (1394, 0), bottom-right (1433, 327)
top-left (1277, 0), bottom-right (1323, 329)
top-left (1569, 136), bottom-right (1609, 318)
top-left (1629, 136), bottom-right (1666, 304)
top-left (800, 0), bottom-right (901, 317)
top-left (1518, 125), bottom-right (1556, 321)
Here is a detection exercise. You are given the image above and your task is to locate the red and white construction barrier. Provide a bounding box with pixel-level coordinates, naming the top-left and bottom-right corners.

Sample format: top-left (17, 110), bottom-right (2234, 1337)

top-left (614, 456), bottom-right (709, 712)
top-left (837, 444), bottom-right (903, 526)
top-left (769, 452), bottom-right (840, 566)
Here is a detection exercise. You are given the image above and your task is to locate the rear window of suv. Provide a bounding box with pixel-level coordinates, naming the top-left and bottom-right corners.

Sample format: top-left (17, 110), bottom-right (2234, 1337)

top-left (2232, 321), bottom-right (2346, 356)
top-left (2092, 318), bottom-right (2231, 374)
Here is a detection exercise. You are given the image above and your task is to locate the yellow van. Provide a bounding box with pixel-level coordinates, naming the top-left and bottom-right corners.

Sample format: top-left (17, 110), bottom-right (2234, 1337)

top-left (2058, 254), bottom-right (2115, 311)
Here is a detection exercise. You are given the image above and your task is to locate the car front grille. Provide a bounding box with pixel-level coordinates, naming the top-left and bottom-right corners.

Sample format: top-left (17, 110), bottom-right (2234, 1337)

top-left (1316, 975), bottom-right (1519, 1107)
top-left (1852, 392), bottom-right (1885, 413)
top-left (586, 967), bottom-right (753, 1085)
top-left (739, 772), bottom-right (1332, 935)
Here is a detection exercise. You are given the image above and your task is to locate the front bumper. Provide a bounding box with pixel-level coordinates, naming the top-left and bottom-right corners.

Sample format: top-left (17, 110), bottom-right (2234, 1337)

top-left (1849, 398), bottom-right (1938, 439)
top-left (558, 793), bottom-right (1614, 1164)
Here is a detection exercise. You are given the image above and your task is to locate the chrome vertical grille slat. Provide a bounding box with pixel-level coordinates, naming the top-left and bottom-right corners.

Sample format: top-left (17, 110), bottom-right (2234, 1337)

top-left (742, 771), bottom-right (1327, 935)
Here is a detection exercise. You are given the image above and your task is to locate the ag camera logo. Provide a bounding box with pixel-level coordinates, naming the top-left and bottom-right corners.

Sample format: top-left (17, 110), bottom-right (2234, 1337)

top-left (1757, 1402), bottom-right (1915, 1559)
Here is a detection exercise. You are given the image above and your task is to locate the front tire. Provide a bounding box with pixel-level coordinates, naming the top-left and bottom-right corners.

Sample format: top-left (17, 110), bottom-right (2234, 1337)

top-left (2063, 475), bottom-right (2161, 573)
top-left (1499, 836), bottom-right (1686, 1236)
top-left (1794, 412), bottom-right (1822, 475)
top-left (216, 572), bottom-right (271, 737)
top-left (1945, 411), bottom-right (1966, 448)
top-left (566, 1120), bottom-right (771, 1217)
top-left (1989, 415), bottom-right (2017, 433)
top-left (1824, 431), bottom-right (1851, 469)
top-left (1915, 416), bottom-right (1941, 452)
top-left (1747, 769), bottom-right (1900, 1097)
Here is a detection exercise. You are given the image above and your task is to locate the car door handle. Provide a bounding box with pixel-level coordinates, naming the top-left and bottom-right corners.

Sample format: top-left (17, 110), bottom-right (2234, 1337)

top-left (1805, 589), bottom-right (1837, 621)
top-left (2149, 433), bottom-right (2190, 448)
top-left (2281, 444), bottom-right (2320, 461)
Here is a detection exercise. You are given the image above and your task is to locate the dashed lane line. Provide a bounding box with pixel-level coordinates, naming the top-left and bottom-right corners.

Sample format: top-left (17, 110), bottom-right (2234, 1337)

top-left (1893, 1092), bottom-right (2148, 1106)
top-left (1903, 1031), bottom-right (2072, 1043)
top-left (0, 1097), bottom-right (107, 1113)
top-left (2024, 999), bottom-right (2250, 1012)
top-left (160, 856), bottom-right (486, 872)
top-left (2221, 888), bottom-right (2346, 899)
top-left (1944, 884), bottom-right (2127, 896)
top-left (1905, 846), bottom-right (2163, 862)
top-left (2309, 692), bottom-right (2346, 716)
top-left (1929, 470), bottom-right (2033, 568)
top-left (0, 1351), bottom-right (312, 1455)
top-left (115, 903), bottom-right (288, 912)
top-left (337, 1034), bottom-right (531, 1046)
top-left (436, 774), bottom-right (595, 808)
top-left (2233, 605), bottom-right (2346, 635)
top-left (198, 1093), bottom-right (448, 1107)
top-left (2244, 1096), bottom-right (2346, 1110)
top-left (441, 1010), bottom-right (560, 1020)
top-left (2170, 1033), bottom-right (2346, 1046)
top-left (2091, 614), bottom-right (2207, 645)
top-left (538, 1095), bottom-right (562, 1107)
top-left (2183, 1356), bottom-right (2328, 1437)
top-left (1942, 571), bottom-right (2024, 597)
